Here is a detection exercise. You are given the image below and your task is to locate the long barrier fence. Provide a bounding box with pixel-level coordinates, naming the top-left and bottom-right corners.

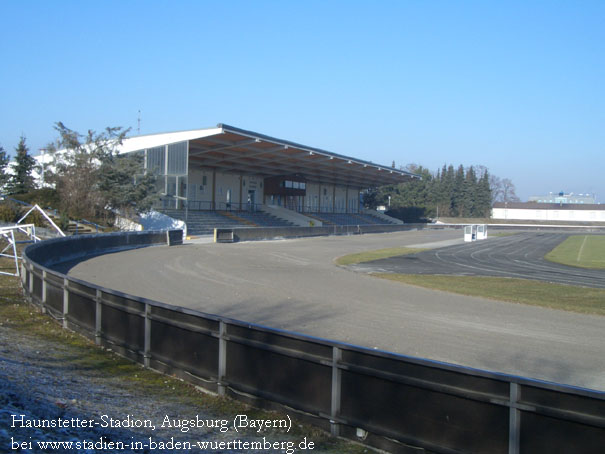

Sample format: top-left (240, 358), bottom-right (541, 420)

top-left (214, 223), bottom-right (605, 242)
top-left (21, 231), bottom-right (605, 453)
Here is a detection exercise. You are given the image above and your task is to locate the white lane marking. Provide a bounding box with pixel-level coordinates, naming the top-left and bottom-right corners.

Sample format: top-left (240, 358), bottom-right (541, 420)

top-left (577, 235), bottom-right (588, 263)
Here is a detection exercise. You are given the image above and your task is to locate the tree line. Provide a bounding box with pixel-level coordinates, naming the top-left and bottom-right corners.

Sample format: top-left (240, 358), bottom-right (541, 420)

top-left (364, 164), bottom-right (519, 222)
top-left (1, 123), bottom-right (157, 224)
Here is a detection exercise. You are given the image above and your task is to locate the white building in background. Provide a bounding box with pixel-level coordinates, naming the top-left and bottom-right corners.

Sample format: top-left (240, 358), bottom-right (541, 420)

top-left (528, 192), bottom-right (596, 204)
top-left (492, 202), bottom-right (605, 222)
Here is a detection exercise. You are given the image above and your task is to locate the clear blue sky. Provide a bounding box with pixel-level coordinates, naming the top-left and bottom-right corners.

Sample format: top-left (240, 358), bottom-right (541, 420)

top-left (1, 1), bottom-right (604, 201)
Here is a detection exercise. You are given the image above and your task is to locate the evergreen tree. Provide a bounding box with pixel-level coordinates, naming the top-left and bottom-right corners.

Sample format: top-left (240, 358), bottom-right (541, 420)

top-left (0, 145), bottom-right (10, 190)
top-left (366, 161), bottom-right (513, 221)
top-left (8, 136), bottom-right (36, 194)
top-left (451, 164), bottom-right (466, 216)
top-left (46, 122), bottom-right (157, 221)
top-left (476, 170), bottom-right (492, 217)
top-left (98, 152), bottom-right (157, 217)
top-left (465, 166), bottom-right (477, 216)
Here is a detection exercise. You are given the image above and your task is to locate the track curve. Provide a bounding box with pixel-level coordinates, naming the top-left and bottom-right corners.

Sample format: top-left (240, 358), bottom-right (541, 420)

top-left (351, 232), bottom-right (605, 288)
top-left (63, 230), bottom-right (605, 391)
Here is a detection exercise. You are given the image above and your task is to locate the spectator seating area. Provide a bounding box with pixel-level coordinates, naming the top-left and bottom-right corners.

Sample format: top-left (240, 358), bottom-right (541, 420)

top-left (306, 212), bottom-right (398, 226)
top-left (161, 209), bottom-right (295, 236)
top-left (161, 209), bottom-right (397, 236)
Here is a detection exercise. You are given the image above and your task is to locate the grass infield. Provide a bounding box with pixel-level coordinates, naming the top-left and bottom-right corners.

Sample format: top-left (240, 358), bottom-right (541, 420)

top-left (374, 274), bottom-right (605, 316)
top-left (545, 235), bottom-right (605, 270)
top-left (335, 247), bottom-right (427, 266)
top-left (336, 243), bottom-right (604, 316)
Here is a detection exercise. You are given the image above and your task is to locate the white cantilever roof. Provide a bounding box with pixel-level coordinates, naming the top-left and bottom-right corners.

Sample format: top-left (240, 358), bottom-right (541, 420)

top-left (39, 124), bottom-right (419, 187)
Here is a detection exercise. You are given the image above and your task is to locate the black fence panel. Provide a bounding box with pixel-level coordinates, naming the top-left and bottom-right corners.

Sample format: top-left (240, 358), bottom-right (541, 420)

top-left (32, 272), bottom-right (43, 300)
top-left (67, 292), bottom-right (96, 330)
top-left (45, 272), bottom-right (64, 286)
top-left (227, 324), bottom-right (332, 361)
top-left (226, 337), bottom-right (332, 415)
top-left (520, 412), bottom-right (605, 453)
top-left (151, 305), bottom-right (219, 333)
top-left (520, 384), bottom-right (605, 419)
top-left (45, 283), bottom-right (63, 313)
top-left (149, 319), bottom-right (219, 379)
top-left (342, 349), bottom-right (510, 399)
top-left (24, 230), bottom-right (180, 268)
top-left (101, 303), bottom-right (145, 353)
top-left (20, 231), bottom-right (605, 454)
top-left (340, 369), bottom-right (509, 453)
top-left (166, 229), bottom-right (183, 245)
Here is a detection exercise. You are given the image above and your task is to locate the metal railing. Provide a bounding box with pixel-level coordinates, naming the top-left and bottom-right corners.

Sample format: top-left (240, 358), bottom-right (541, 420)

top-left (20, 231), bottom-right (605, 454)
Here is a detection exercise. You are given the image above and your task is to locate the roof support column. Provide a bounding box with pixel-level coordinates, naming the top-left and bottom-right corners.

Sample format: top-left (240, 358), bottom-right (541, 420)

top-left (239, 175), bottom-right (243, 211)
top-left (332, 185), bottom-right (336, 213)
top-left (212, 169), bottom-right (216, 210)
top-left (345, 187), bottom-right (349, 214)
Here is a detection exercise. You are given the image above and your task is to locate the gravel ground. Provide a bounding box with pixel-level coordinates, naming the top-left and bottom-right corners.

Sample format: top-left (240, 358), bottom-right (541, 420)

top-left (0, 323), bottom-right (330, 454)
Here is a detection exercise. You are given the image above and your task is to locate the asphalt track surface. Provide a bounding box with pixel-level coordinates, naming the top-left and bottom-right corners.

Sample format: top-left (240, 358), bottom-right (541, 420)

top-left (350, 232), bottom-right (605, 288)
top-left (63, 230), bottom-right (605, 391)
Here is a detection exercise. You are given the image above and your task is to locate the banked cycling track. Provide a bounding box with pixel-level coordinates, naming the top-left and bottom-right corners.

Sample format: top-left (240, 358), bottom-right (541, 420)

top-left (63, 229), bottom-right (605, 391)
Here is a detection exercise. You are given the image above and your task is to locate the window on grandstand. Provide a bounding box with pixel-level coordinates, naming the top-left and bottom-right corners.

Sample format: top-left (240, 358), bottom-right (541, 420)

top-left (167, 142), bottom-right (187, 175)
top-left (146, 146), bottom-right (165, 174)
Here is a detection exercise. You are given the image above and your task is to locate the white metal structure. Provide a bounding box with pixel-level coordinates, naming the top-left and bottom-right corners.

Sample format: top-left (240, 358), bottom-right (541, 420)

top-left (477, 224), bottom-right (487, 240)
top-left (0, 223), bottom-right (38, 276)
top-left (464, 224), bottom-right (487, 242)
top-left (464, 225), bottom-right (476, 242)
top-left (17, 204), bottom-right (65, 237)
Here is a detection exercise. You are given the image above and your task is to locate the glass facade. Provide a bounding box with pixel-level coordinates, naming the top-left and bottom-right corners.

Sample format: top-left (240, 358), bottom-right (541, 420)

top-left (134, 141), bottom-right (189, 208)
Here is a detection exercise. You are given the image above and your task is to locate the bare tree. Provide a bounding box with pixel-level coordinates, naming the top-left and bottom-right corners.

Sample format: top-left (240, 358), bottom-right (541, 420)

top-left (500, 178), bottom-right (520, 202)
top-left (489, 174), bottom-right (502, 204)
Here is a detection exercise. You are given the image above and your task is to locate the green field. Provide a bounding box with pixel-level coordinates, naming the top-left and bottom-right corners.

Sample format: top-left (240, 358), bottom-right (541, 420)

top-left (545, 235), bottom-right (605, 269)
top-left (374, 274), bottom-right (605, 316)
top-left (336, 241), bottom-right (605, 316)
top-left (334, 247), bottom-right (426, 265)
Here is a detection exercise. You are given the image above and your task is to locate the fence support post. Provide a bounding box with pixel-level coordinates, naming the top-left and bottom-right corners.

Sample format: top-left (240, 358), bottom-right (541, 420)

top-left (144, 303), bottom-right (151, 368)
top-left (41, 270), bottom-right (47, 313)
top-left (218, 321), bottom-right (227, 396)
top-left (331, 346), bottom-right (342, 437)
top-left (28, 263), bottom-right (34, 295)
top-left (95, 290), bottom-right (102, 346)
top-left (509, 383), bottom-right (521, 454)
top-left (21, 262), bottom-right (26, 285)
top-left (62, 278), bottom-right (69, 329)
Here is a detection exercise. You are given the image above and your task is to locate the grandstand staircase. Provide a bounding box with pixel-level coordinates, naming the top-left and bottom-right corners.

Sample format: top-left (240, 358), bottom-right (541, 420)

top-left (305, 211), bottom-right (400, 226)
top-left (160, 209), bottom-right (295, 236)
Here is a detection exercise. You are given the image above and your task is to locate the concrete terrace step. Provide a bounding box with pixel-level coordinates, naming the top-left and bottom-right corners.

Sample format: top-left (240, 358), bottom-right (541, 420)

top-left (159, 209), bottom-right (294, 235)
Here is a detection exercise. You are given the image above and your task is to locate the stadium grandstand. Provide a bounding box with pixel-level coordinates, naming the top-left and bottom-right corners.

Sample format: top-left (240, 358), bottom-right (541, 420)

top-left (39, 124), bottom-right (418, 235)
